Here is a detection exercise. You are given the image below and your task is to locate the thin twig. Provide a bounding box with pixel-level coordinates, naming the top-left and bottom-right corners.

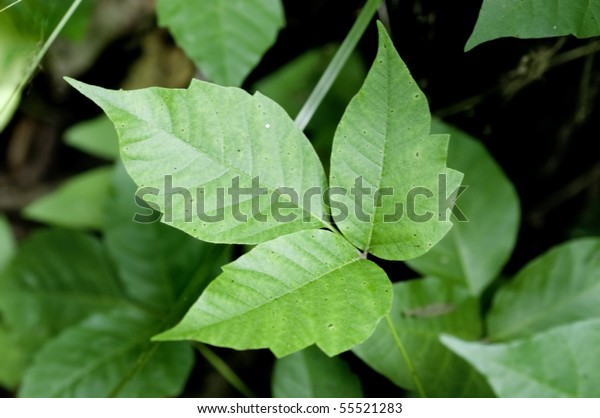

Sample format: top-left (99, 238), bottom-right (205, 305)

top-left (294, 0), bottom-right (383, 130)
top-left (0, 0), bottom-right (22, 13)
top-left (194, 343), bottom-right (256, 398)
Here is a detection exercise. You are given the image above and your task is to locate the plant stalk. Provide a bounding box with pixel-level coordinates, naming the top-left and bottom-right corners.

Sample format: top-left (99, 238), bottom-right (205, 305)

top-left (0, 0), bottom-right (22, 13)
top-left (294, 0), bottom-right (383, 130)
top-left (194, 343), bottom-right (256, 398)
top-left (0, 0), bottom-right (83, 120)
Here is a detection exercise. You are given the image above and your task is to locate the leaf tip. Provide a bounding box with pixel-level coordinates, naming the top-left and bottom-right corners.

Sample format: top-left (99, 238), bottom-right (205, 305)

top-left (151, 329), bottom-right (179, 342)
top-left (375, 20), bottom-right (392, 44)
top-left (464, 37), bottom-right (479, 52)
top-left (63, 77), bottom-right (112, 105)
top-left (63, 76), bottom-right (85, 91)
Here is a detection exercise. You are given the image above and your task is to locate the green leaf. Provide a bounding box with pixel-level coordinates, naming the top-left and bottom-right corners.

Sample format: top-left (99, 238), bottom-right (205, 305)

top-left (66, 78), bottom-right (329, 245)
top-left (64, 115), bottom-right (119, 160)
top-left (329, 22), bottom-right (463, 261)
top-left (156, 0), bottom-right (285, 87)
top-left (0, 214), bottom-right (15, 273)
top-left (272, 346), bottom-right (363, 397)
top-left (19, 307), bottom-right (194, 397)
top-left (466, 0), bottom-right (600, 51)
top-left (406, 120), bottom-right (520, 296)
top-left (354, 277), bottom-right (493, 397)
top-left (156, 229), bottom-right (392, 357)
top-left (23, 167), bottom-right (113, 230)
top-left (442, 319), bottom-right (600, 397)
top-left (487, 238), bottom-right (600, 341)
top-left (0, 229), bottom-right (125, 350)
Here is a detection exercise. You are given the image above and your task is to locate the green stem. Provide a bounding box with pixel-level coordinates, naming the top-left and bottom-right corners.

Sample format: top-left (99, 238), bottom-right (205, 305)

top-left (194, 343), bottom-right (256, 398)
top-left (294, 0), bottom-right (383, 130)
top-left (0, 0), bottom-right (82, 119)
top-left (0, 0), bottom-right (23, 13)
top-left (385, 314), bottom-right (427, 397)
top-left (34, 0), bottom-right (82, 65)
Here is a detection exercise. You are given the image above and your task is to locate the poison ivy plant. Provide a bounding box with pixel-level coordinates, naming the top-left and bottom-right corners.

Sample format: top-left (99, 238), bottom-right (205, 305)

top-left (466, 0), bottom-right (600, 51)
top-left (1, 0), bottom-right (598, 399)
top-left (68, 22), bottom-right (462, 359)
top-left (272, 346), bottom-right (363, 398)
top-left (443, 319), bottom-right (600, 397)
top-left (156, 0), bottom-right (285, 87)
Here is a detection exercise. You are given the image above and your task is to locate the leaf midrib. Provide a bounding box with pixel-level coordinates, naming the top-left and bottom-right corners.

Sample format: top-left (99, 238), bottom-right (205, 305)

top-left (364, 45), bottom-right (392, 253)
